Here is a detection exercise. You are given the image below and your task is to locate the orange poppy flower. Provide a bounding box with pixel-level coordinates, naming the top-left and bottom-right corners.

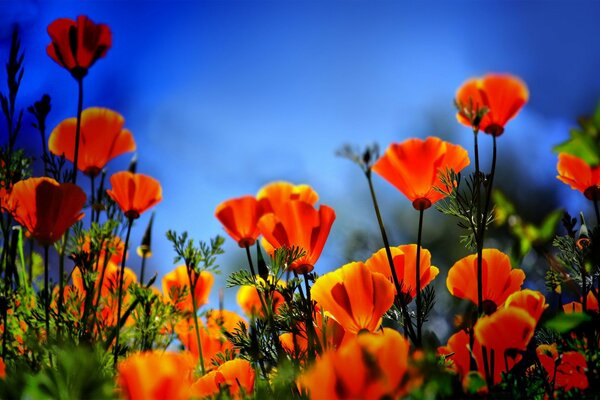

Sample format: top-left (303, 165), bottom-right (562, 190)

top-left (556, 153), bottom-right (600, 200)
top-left (455, 74), bottom-right (529, 136)
top-left (205, 309), bottom-right (247, 334)
top-left (256, 181), bottom-right (319, 215)
top-left (175, 318), bottom-right (236, 370)
top-left (0, 358), bottom-right (5, 379)
top-left (474, 307), bottom-right (536, 381)
top-left (47, 15), bottom-right (111, 79)
top-left (48, 107), bottom-right (136, 177)
top-left (447, 248), bottom-right (525, 312)
top-left (215, 359), bottom-right (256, 398)
top-left (372, 137), bottom-right (470, 209)
top-left (215, 195), bottom-right (262, 247)
top-left (162, 265), bottom-right (213, 313)
top-left (504, 289), bottom-right (548, 324)
top-left (236, 277), bottom-right (285, 318)
top-left (106, 171), bottom-right (162, 220)
top-left (562, 291), bottom-right (599, 313)
top-left (280, 310), bottom-right (345, 359)
top-left (117, 350), bottom-right (196, 400)
top-left (365, 244), bottom-right (439, 301)
top-left (7, 177), bottom-right (86, 245)
top-left (258, 201), bottom-right (335, 274)
top-left (311, 262), bottom-right (394, 334)
top-left (298, 328), bottom-right (410, 400)
top-left (537, 344), bottom-right (589, 392)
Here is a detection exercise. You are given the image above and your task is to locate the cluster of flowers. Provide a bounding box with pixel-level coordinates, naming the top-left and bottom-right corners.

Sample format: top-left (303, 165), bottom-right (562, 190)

top-left (0, 13), bottom-right (597, 400)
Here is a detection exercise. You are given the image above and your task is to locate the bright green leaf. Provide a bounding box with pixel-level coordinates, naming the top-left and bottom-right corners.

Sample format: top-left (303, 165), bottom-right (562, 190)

top-left (544, 312), bottom-right (591, 333)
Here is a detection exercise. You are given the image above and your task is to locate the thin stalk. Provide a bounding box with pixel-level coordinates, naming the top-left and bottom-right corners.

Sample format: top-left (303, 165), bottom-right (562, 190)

top-left (72, 77), bottom-right (84, 184)
top-left (44, 244), bottom-right (50, 338)
top-left (189, 276), bottom-right (206, 375)
top-left (56, 230), bottom-right (71, 338)
top-left (303, 273), bottom-right (320, 359)
top-left (139, 253), bottom-right (147, 286)
top-left (415, 207), bottom-right (425, 347)
top-left (113, 218), bottom-right (133, 369)
top-left (245, 245), bottom-right (257, 277)
top-left (594, 198), bottom-right (600, 229)
top-left (365, 172), bottom-right (417, 342)
top-left (90, 175), bottom-right (96, 224)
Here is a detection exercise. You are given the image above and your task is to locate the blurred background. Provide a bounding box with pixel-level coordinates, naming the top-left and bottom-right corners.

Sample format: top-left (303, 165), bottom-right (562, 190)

top-left (2, 0), bottom-right (600, 341)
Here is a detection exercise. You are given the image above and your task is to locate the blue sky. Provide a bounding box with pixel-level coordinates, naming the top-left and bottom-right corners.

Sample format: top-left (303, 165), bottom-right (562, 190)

top-left (2, 1), bottom-right (600, 319)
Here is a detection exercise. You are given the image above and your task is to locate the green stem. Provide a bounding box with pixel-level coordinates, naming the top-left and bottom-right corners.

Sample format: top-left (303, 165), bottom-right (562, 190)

top-left (44, 244), bottom-right (50, 338)
top-left (245, 245), bottom-right (257, 277)
top-left (113, 218), bottom-right (133, 369)
top-left (72, 77), bottom-right (84, 184)
top-left (415, 207), bottom-right (425, 347)
top-left (90, 175), bottom-right (96, 225)
top-left (189, 275), bottom-right (206, 375)
top-left (140, 254), bottom-right (147, 286)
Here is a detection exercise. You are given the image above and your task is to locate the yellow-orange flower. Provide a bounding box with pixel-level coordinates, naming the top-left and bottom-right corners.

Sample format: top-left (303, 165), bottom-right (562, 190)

top-left (365, 244), bottom-right (439, 300)
top-left (373, 137), bottom-right (470, 209)
top-left (556, 153), bottom-right (600, 200)
top-left (258, 201), bottom-right (335, 274)
top-left (311, 262), bottom-right (394, 334)
top-left (162, 265), bottom-right (213, 313)
top-left (106, 171), bottom-right (162, 220)
top-left (7, 177), bottom-right (86, 245)
top-left (298, 329), bottom-right (410, 399)
top-left (215, 195), bottom-right (262, 247)
top-left (175, 318), bottom-right (235, 370)
top-left (456, 74), bottom-right (529, 136)
top-left (236, 278), bottom-right (285, 318)
top-left (191, 359), bottom-right (255, 399)
top-left (47, 15), bottom-right (111, 79)
top-left (257, 181), bottom-right (319, 215)
top-left (116, 351), bottom-right (195, 400)
top-left (49, 107), bottom-right (136, 177)
top-left (505, 289), bottom-right (548, 324)
top-left (447, 249), bottom-right (525, 312)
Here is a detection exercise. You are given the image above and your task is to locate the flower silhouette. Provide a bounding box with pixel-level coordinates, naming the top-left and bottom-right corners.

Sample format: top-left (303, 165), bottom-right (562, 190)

top-left (106, 171), bottom-right (162, 220)
top-left (49, 107), bottom-right (136, 177)
top-left (7, 177), bottom-right (86, 245)
top-left (373, 137), bottom-right (469, 210)
top-left (47, 15), bottom-right (111, 79)
top-left (456, 74), bottom-right (528, 136)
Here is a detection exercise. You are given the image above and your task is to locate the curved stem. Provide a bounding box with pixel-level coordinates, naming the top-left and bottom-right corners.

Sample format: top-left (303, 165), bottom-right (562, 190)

top-left (245, 245), bottom-right (256, 277)
top-left (415, 207), bottom-right (425, 347)
top-left (365, 172), bottom-right (416, 343)
top-left (113, 218), bottom-right (133, 369)
top-left (72, 77), bottom-right (84, 184)
top-left (189, 276), bottom-right (206, 375)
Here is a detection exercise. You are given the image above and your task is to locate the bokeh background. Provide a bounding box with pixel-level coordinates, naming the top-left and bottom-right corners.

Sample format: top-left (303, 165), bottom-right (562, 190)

top-left (2, 0), bottom-right (600, 340)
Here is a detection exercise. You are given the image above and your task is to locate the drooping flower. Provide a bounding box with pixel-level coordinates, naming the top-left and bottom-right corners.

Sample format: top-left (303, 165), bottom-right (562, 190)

top-left (7, 177), bottom-right (86, 245)
top-left (447, 248), bottom-right (525, 313)
top-left (537, 344), bottom-right (588, 392)
top-left (116, 351), bottom-right (196, 400)
top-left (47, 15), bottom-right (111, 79)
top-left (215, 196), bottom-right (262, 247)
top-left (311, 262), bottom-right (394, 334)
top-left (257, 181), bottom-right (319, 215)
top-left (162, 265), bottom-right (213, 313)
top-left (373, 137), bottom-right (470, 210)
top-left (258, 201), bottom-right (335, 274)
top-left (365, 244), bottom-right (439, 301)
top-left (455, 74), bottom-right (529, 136)
top-left (298, 329), bottom-right (410, 399)
top-left (556, 153), bottom-right (600, 200)
top-left (505, 289), bottom-right (548, 324)
top-left (106, 171), bottom-right (162, 220)
top-left (48, 107), bottom-right (136, 177)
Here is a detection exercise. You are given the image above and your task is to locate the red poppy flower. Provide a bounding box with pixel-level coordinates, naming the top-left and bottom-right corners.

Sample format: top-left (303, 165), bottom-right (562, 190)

top-left (258, 201), bottom-right (335, 274)
top-left (556, 153), bottom-right (600, 200)
top-left (256, 181), bottom-right (319, 215)
top-left (537, 344), bottom-right (589, 392)
top-left (48, 107), bottom-right (136, 177)
top-left (106, 171), bottom-right (162, 220)
top-left (562, 291), bottom-right (599, 313)
top-left (162, 265), bottom-right (213, 313)
top-left (7, 177), bottom-right (86, 245)
top-left (447, 248), bottom-right (525, 313)
top-left (365, 244), bottom-right (439, 301)
top-left (311, 262), bottom-right (394, 334)
top-left (455, 74), bottom-right (529, 136)
top-left (215, 196), bottom-right (262, 247)
top-left (47, 15), bottom-right (111, 79)
top-left (372, 137), bottom-right (470, 210)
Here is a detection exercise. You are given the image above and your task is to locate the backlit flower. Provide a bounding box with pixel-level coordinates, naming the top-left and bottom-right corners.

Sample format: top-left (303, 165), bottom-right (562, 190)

top-left (447, 248), bottom-right (525, 313)
top-left (236, 277), bottom-right (285, 318)
top-left (365, 244), bottom-right (439, 301)
top-left (48, 107), bottom-right (136, 177)
top-left (311, 262), bottom-right (394, 334)
top-left (162, 265), bottom-right (213, 313)
top-left (505, 289), bottom-right (548, 324)
top-left (456, 74), bottom-right (529, 136)
top-left (190, 359), bottom-right (255, 399)
top-left (117, 351), bottom-right (195, 400)
top-left (257, 181), bottom-right (319, 215)
top-left (106, 171), bottom-right (162, 220)
top-left (556, 153), bottom-right (600, 200)
top-left (258, 201), bottom-right (335, 274)
top-left (562, 291), bottom-right (599, 313)
top-left (7, 177), bottom-right (86, 245)
top-left (537, 344), bottom-right (588, 392)
top-left (373, 137), bottom-right (470, 209)
top-left (298, 329), bottom-right (410, 399)
top-left (175, 318), bottom-right (235, 370)
top-left (215, 196), bottom-right (262, 247)
top-left (47, 15), bottom-right (111, 79)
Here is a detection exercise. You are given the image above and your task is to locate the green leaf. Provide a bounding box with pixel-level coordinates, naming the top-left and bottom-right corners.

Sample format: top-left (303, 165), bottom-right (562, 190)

top-left (492, 189), bottom-right (515, 226)
top-left (553, 128), bottom-right (600, 166)
top-left (544, 312), bottom-right (591, 333)
top-left (538, 209), bottom-right (563, 242)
